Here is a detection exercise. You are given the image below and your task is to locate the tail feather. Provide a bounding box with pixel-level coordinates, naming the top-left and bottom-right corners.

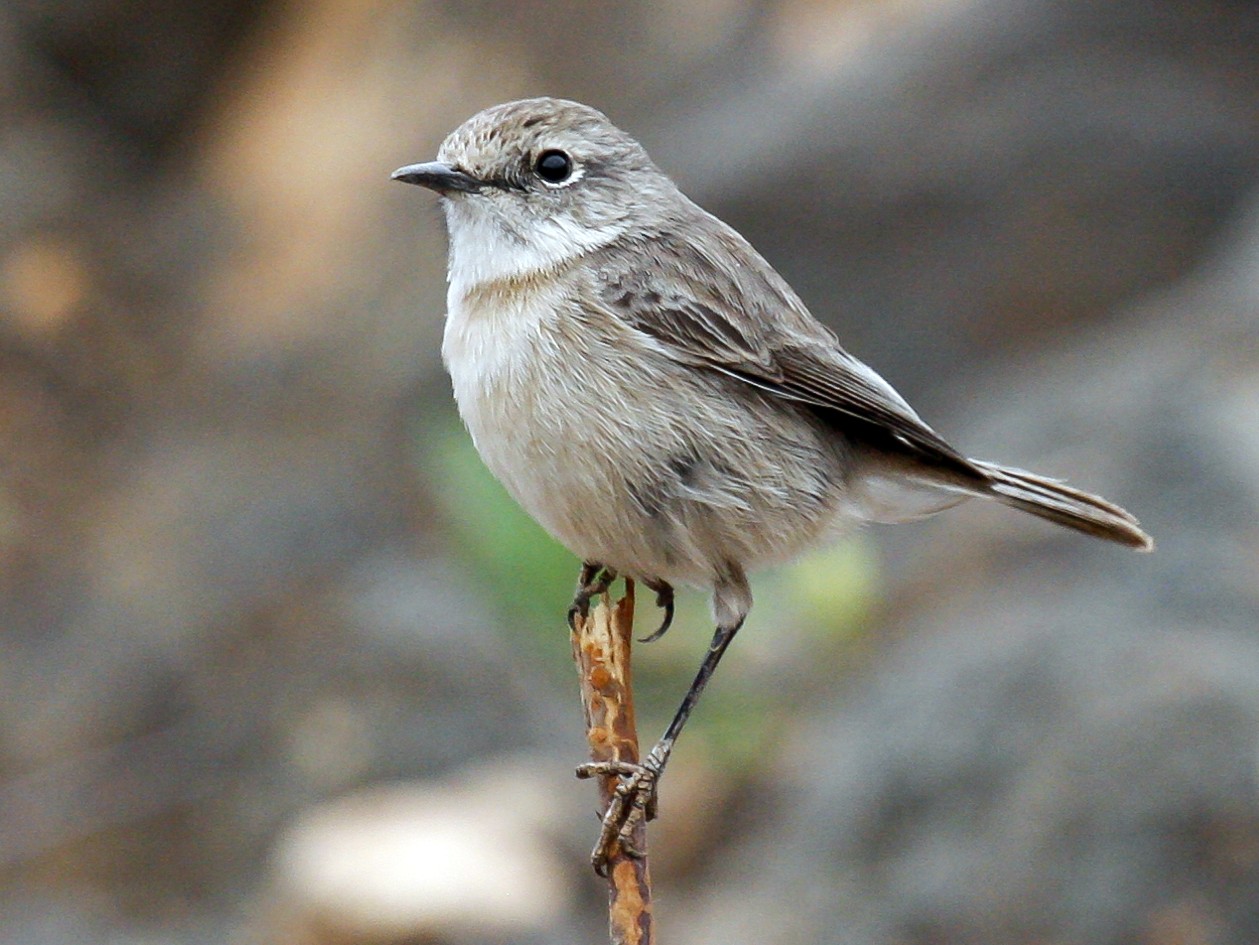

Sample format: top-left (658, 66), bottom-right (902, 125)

top-left (970, 460), bottom-right (1153, 551)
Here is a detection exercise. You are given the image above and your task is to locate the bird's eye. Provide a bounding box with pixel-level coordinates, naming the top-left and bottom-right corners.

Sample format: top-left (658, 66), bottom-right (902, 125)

top-left (534, 149), bottom-right (572, 184)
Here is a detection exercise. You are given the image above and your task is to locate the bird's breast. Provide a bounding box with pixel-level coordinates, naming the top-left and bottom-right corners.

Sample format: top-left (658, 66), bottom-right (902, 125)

top-left (441, 276), bottom-right (630, 550)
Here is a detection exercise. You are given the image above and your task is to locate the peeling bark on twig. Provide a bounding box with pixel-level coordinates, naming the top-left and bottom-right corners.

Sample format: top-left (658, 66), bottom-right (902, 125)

top-left (571, 580), bottom-right (654, 945)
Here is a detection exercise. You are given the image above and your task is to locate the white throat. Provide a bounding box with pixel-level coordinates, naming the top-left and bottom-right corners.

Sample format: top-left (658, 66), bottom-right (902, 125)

top-left (442, 197), bottom-right (628, 298)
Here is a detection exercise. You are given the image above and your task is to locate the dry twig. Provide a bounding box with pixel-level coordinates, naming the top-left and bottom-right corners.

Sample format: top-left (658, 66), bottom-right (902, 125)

top-left (571, 579), bottom-right (654, 945)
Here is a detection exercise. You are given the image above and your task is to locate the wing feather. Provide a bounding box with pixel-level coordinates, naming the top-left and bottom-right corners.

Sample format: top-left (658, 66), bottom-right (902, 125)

top-left (590, 220), bottom-right (978, 478)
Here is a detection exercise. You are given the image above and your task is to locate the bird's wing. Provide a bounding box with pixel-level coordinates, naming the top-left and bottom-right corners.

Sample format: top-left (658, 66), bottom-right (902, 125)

top-left (590, 223), bottom-right (977, 476)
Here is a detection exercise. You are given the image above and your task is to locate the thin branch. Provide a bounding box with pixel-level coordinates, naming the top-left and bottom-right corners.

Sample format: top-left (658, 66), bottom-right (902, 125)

top-left (571, 579), bottom-right (654, 945)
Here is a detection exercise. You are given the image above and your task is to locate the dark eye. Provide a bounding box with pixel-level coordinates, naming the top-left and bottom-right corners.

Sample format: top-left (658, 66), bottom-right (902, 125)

top-left (534, 149), bottom-right (572, 183)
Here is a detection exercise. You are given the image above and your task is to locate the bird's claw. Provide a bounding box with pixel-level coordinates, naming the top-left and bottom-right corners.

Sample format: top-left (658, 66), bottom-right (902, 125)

top-left (575, 756), bottom-right (661, 875)
top-left (567, 563), bottom-right (617, 629)
top-left (638, 580), bottom-right (675, 643)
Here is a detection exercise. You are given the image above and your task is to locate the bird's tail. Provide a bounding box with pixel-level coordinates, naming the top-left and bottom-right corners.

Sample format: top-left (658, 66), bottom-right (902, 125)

top-left (970, 460), bottom-right (1153, 551)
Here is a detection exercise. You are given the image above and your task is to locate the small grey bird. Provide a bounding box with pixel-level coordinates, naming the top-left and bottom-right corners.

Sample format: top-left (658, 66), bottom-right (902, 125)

top-left (393, 97), bottom-right (1152, 864)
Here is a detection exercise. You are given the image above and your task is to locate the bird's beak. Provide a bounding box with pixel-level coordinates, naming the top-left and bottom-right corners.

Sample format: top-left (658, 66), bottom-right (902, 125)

top-left (391, 162), bottom-right (483, 195)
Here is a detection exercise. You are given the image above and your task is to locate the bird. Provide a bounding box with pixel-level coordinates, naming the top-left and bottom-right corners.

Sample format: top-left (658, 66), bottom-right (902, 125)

top-left (392, 96), bottom-right (1152, 869)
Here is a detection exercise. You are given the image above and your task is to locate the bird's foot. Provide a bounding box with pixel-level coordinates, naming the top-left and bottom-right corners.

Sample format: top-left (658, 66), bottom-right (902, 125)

top-left (638, 578), bottom-right (675, 643)
top-left (575, 746), bottom-right (665, 875)
top-left (567, 562), bottom-right (618, 629)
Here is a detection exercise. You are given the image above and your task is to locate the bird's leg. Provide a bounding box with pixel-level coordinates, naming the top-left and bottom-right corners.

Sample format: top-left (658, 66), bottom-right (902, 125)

top-left (577, 614), bottom-right (745, 872)
top-left (567, 561), bottom-right (617, 629)
top-left (638, 578), bottom-right (675, 643)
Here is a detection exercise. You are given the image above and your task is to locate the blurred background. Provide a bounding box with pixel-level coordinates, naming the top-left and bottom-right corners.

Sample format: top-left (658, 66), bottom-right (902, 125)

top-left (3, 0), bottom-right (1259, 942)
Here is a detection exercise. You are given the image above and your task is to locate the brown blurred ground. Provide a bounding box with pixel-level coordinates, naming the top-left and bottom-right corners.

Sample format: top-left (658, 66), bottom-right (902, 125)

top-left (2, 1), bottom-right (1259, 944)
